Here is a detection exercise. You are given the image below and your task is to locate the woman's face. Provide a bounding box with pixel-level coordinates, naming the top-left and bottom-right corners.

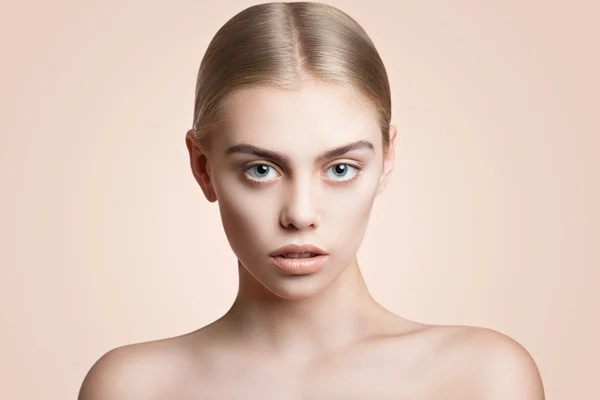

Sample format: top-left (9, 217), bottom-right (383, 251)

top-left (188, 81), bottom-right (395, 299)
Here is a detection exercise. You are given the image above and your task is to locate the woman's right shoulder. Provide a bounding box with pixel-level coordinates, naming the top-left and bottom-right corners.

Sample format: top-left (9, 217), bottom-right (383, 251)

top-left (77, 336), bottom-right (193, 400)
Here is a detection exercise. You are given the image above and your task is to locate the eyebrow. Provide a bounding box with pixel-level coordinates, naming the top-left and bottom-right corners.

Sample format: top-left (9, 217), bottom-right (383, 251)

top-left (225, 140), bottom-right (375, 165)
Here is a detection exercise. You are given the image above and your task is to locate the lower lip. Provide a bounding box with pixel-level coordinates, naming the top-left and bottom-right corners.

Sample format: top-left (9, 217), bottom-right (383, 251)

top-left (269, 255), bottom-right (328, 275)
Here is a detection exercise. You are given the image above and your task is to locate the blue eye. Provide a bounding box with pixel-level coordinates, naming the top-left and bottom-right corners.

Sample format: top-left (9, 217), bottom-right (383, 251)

top-left (244, 163), bottom-right (361, 184)
top-left (325, 164), bottom-right (359, 181)
top-left (245, 164), bottom-right (278, 181)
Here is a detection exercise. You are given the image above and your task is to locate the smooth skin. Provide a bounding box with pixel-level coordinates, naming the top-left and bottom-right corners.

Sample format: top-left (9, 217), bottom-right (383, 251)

top-left (78, 81), bottom-right (544, 399)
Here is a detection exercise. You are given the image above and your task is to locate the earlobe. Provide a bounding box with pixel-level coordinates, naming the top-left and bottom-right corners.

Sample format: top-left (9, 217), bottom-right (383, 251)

top-left (185, 130), bottom-right (218, 203)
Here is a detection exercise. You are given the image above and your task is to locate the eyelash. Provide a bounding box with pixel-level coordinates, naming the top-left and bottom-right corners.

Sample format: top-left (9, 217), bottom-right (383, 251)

top-left (243, 163), bottom-right (363, 186)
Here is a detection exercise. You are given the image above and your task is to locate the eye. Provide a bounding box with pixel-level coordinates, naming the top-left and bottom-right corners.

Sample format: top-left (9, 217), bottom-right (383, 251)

top-left (324, 163), bottom-right (360, 182)
top-left (245, 164), bottom-right (279, 181)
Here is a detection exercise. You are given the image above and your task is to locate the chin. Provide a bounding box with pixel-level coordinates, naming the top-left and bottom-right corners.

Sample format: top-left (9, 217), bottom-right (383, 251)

top-left (249, 262), bottom-right (336, 300)
top-left (262, 277), bottom-right (330, 300)
top-left (237, 254), bottom-right (348, 301)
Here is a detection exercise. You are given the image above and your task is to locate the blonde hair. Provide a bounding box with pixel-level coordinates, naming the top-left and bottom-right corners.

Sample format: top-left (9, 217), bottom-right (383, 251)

top-left (191, 1), bottom-right (392, 153)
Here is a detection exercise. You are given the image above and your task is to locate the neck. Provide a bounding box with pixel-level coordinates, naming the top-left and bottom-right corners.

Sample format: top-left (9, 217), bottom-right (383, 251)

top-left (222, 257), bottom-right (396, 364)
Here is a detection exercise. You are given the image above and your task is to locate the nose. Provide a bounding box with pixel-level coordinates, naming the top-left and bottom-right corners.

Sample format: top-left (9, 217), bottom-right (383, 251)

top-left (279, 178), bottom-right (320, 230)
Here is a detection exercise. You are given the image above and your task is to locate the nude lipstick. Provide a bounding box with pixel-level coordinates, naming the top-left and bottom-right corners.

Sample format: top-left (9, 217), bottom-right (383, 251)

top-left (268, 244), bottom-right (328, 275)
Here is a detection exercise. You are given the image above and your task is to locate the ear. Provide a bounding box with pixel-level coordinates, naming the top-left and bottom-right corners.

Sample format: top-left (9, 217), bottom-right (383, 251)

top-left (377, 124), bottom-right (397, 196)
top-left (185, 129), bottom-right (217, 203)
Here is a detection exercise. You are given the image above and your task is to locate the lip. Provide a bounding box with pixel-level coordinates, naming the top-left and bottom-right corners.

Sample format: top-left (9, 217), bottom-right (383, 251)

top-left (269, 254), bottom-right (328, 275)
top-left (268, 243), bottom-right (328, 257)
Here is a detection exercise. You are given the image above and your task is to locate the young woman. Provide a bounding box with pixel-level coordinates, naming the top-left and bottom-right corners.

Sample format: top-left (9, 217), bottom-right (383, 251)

top-left (79, 2), bottom-right (544, 399)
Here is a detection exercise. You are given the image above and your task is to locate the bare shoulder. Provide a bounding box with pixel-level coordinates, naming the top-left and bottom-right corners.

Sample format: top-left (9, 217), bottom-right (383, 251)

top-left (428, 325), bottom-right (545, 399)
top-left (77, 334), bottom-right (197, 400)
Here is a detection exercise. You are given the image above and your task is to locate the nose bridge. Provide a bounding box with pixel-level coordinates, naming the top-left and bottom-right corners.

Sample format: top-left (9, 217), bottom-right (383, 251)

top-left (280, 173), bottom-right (320, 229)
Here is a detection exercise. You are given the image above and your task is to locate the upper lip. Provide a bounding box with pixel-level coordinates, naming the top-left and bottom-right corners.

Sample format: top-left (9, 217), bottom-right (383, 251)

top-left (269, 244), bottom-right (328, 257)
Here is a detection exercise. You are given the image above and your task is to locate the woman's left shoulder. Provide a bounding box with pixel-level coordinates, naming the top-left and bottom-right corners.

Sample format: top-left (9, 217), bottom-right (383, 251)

top-left (432, 324), bottom-right (545, 399)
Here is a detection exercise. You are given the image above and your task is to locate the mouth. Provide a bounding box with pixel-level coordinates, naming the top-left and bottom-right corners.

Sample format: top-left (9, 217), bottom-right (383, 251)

top-left (269, 243), bottom-right (328, 258)
top-left (268, 243), bottom-right (329, 274)
top-left (269, 255), bottom-right (327, 275)
top-left (277, 252), bottom-right (319, 259)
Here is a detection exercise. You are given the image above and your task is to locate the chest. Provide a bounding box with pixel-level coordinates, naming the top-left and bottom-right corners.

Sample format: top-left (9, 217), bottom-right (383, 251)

top-left (172, 353), bottom-right (460, 400)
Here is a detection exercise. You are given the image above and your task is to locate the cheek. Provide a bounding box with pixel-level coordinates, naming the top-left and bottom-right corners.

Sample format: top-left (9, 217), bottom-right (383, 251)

top-left (329, 170), bottom-right (379, 214)
top-left (219, 194), bottom-right (264, 235)
top-left (324, 179), bottom-right (379, 241)
top-left (214, 179), bottom-right (275, 254)
top-left (331, 193), bottom-right (376, 231)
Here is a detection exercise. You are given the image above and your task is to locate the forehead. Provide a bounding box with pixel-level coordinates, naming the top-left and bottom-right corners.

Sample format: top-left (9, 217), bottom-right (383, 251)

top-left (217, 82), bottom-right (381, 152)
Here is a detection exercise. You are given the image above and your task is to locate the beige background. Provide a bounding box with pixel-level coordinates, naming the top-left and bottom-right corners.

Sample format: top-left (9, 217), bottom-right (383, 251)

top-left (1, 0), bottom-right (598, 398)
